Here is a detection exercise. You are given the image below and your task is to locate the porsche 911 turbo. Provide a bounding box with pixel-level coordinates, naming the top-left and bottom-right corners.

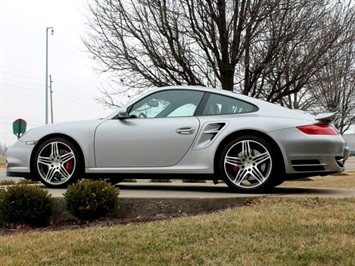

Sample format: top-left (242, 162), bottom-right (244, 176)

top-left (6, 86), bottom-right (350, 192)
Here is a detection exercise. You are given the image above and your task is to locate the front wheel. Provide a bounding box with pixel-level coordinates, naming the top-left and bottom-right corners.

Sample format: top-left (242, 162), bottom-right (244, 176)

top-left (218, 135), bottom-right (281, 192)
top-left (33, 138), bottom-right (82, 188)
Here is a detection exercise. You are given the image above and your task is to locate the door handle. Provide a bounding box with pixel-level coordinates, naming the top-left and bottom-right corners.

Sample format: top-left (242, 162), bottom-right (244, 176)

top-left (176, 127), bottom-right (195, 135)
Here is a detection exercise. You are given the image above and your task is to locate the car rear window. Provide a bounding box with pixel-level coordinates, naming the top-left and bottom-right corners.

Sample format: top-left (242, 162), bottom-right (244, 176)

top-left (202, 93), bottom-right (258, 115)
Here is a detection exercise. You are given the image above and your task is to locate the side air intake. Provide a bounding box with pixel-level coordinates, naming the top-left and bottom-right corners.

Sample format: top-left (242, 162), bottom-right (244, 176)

top-left (193, 122), bottom-right (227, 150)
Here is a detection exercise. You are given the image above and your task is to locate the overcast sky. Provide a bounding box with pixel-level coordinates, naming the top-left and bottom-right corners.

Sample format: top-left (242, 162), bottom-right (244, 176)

top-left (0, 0), bottom-right (115, 146)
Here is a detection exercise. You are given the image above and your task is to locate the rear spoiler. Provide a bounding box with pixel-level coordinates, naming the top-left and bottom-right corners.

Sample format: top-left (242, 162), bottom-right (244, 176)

top-left (315, 112), bottom-right (338, 123)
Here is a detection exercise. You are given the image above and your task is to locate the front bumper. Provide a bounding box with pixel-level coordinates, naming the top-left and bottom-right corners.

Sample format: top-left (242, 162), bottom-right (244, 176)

top-left (6, 140), bottom-right (36, 179)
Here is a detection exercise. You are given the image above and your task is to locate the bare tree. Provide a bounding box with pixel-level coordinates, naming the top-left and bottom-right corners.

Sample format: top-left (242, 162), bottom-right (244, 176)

top-left (84, 0), bottom-right (355, 109)
top-left (84, 0), bottom-right (270, 91)
top-left (243, 1), bottom-right (355, 103)
top-left (307, 40), bottom-right (355, 134)
top-left (277, 2), bottom-right (355, 133)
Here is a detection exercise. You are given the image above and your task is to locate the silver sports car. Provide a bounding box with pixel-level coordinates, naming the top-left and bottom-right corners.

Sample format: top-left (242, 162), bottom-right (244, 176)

top-left (6, 86), bottom-right (350, 192)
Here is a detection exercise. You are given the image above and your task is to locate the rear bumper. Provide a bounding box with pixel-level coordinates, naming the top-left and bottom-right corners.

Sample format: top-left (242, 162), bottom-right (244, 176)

top-left (269, 128), bottom-right (349, 175)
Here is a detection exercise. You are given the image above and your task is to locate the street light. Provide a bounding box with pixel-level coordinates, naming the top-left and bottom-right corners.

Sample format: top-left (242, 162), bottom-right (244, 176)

top-left (45, 27), bottom-right (54, 124)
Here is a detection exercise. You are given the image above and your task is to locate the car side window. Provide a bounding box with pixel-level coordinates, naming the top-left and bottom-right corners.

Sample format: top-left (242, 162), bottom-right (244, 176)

top-left (128, 90), bottom-right (204, 118)
top-left (168, 103), bottom-right (196, 117)
top-left (202, 93), bottom-right (258, 115)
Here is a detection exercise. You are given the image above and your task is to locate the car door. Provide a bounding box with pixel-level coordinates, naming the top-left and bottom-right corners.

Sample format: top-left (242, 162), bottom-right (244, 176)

top-left (94, 89), bottom-right (204, 167)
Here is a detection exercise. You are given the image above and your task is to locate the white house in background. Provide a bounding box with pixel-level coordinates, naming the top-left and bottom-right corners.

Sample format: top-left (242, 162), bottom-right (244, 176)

top-left (343, 133), bottom-right (355, 155)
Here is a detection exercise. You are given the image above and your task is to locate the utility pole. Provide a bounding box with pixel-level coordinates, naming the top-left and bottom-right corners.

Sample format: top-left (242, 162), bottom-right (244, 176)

top-left (49, 75), bottom-right (54, 123)
top-left (45, 27), bottom-right (54, 124)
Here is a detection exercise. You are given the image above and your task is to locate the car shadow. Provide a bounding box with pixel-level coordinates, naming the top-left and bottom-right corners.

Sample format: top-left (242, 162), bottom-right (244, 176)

top-left (116, 182), bottom-right (351, 196)
top-left (117, 183), bottom-right (235, 193)
top-left (272, 186), bottom-right (351, 196)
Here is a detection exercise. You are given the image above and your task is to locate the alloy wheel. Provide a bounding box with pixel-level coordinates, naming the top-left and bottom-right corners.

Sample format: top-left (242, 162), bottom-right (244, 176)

top-left (223, 138), bottom-right (273, 190)
top-left (36, 139), bottom-right (78, 186)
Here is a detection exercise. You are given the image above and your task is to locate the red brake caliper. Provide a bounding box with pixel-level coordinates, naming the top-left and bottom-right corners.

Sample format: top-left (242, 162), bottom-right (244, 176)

top-left (64, 151), bottom-right (73, 173)
top-left (231, 156), bottom-right (240, 173)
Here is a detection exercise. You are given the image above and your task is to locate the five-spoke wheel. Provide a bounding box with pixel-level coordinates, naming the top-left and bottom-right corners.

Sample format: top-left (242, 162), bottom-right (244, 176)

top-left (219, 135), bottom-right (280, 192)
top-left (33, 138), bottom-right (81, 187)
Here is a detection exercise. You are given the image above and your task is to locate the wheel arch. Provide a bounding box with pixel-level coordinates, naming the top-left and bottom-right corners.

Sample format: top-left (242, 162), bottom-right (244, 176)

top-left (214, 130), bottom-right (286, 176)
top-left (30, 134), bottom-right (86, 177)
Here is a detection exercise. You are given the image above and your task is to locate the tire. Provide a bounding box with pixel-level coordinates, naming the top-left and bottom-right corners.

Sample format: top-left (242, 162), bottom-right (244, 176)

top-left (218, 135), bottom-right (281, 192)
top-left (33, 138), bottom-right (81, 188)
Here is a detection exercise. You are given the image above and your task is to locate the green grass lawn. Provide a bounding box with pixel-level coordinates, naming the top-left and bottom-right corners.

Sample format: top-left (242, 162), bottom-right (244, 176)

top-left (0, 157), bottom-right (354, 265)
top-left (1, 197), bottom-right (355, 265)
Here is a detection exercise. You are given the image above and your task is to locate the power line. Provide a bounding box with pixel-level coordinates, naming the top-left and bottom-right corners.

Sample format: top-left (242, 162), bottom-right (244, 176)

top-left (0, 120), bottom-right (43, 127)
top-left (1, 70), bottom-right (44, 81)
top-left (1, 67), bottom-right (44, 78)
top-left (1, 67), bottom-right (101, 106)
top-left (1, 83), bottom-right (43, 92)
top-left (1, 66), bottom-right (110, 117)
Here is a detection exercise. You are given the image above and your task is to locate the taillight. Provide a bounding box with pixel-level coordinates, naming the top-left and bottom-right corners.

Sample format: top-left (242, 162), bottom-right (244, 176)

top-left (297, 124), bottom-right (338, 135)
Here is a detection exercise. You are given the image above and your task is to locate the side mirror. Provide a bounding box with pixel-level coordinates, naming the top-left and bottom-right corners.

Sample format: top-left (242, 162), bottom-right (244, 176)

top-left (117, 107), bottom-right (129, 119)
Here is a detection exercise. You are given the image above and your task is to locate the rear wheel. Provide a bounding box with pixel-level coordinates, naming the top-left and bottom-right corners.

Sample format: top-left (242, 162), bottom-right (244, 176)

top-left (33, 138), bottom-right (81, 188)
top-left (218, 135), bottom-right (280, 192)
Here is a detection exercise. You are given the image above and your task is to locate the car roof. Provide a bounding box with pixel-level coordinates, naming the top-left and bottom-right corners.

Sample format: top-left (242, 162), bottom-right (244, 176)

top-left (117, 85), bottom-right (314, 121)
top-left (155, 86), bottom-right (281, 109)
top-left (152, 85), bottom-right (259, 103)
